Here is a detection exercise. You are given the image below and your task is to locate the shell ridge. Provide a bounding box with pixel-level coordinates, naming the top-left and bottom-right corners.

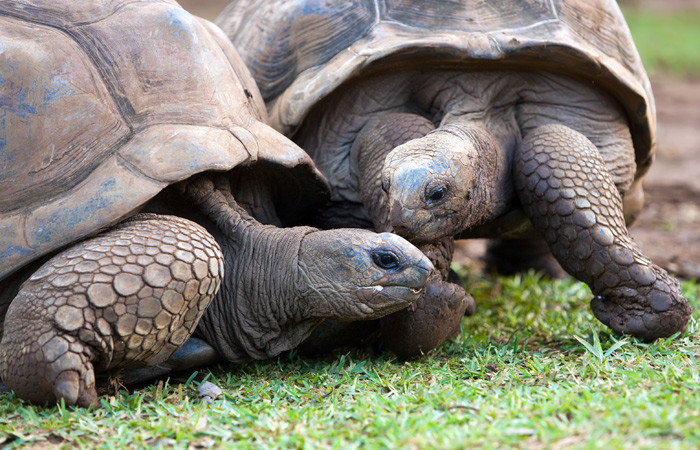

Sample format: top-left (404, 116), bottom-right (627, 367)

top-left (491, 18), bottom-right (562, 36)
top-left (116, 123), bottom-right (254, 183)
top-left (114, 152), bottom-right (163, 186)
top-left (372, 0), bottom-right (381, 26)
top-left (65, 26), bottom-right (136, 124)
top-left (0, 1), bottom-right (177, 29)
top-left (230, 125), bottom-right (259, 163)
top-left (63, 1), bottom-right (177, 29)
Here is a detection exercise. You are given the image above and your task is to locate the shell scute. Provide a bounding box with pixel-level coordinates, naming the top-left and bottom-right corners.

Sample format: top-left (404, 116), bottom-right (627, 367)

top-left (380, 0), bottom-right (557, 33)
top-left (0, 15), bottom-right (127, 214)
top-left (216, 0), bottom-right (377, 101)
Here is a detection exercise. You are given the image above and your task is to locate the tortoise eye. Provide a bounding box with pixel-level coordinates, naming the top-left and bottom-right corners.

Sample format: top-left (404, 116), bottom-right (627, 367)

top-left (371, 250), bottom-right (400, 270)
top-left (427, 186), bottom-right (447, 203)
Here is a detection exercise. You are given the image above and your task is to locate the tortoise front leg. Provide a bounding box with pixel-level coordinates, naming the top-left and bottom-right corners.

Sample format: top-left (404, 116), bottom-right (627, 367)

top-left (0, 214), bottom-right (223, 406)
top-left (380, 237), bottom-right (475, 358)
top-left (514, 124), bottom-right (692, 340)
top-left (355, 113), bottom-right (475, 356)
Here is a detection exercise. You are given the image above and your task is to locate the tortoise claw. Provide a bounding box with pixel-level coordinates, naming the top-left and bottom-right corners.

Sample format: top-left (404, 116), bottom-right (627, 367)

top-left (54, 368), bottom-right (98, 408)
top-left (590, 286), bottom-right (692, 342)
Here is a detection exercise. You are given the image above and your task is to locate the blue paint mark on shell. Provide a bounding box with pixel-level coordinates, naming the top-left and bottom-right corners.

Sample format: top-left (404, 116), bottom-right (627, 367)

top-left (0, 245), bottom-right (33, 261)
top-left (44, 74), bottom-right (76, 103)
top-left (0, 114), bottom-right (7, 174)
top-left (30, 178), bottom-right (123, 247)
top-left (166, 7), bottom-right (198, 50)
top-left (0, 88), bottom-right (38, 119)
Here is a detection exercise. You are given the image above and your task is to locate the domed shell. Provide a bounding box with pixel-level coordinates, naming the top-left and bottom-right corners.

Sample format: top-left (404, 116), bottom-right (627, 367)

top-left (217, 0), bottom-right (655, 180)
top-left (0, 0), bottom-right (328, 281)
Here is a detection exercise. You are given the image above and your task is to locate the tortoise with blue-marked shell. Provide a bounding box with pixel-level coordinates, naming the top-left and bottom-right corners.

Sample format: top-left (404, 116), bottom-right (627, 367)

top-left (217, 0), bottom-right (692, 341)
top-left (0, 0), bottom-right (433, 406)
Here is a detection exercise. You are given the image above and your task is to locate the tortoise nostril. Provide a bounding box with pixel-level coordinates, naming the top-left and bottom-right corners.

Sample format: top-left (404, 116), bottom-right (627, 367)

top-left (371, 250), bottom-right (400, 270)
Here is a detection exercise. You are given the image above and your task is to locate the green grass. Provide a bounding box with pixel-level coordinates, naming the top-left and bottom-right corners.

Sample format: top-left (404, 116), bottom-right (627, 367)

top-left (1, 9), bottom-right (699, 446)
top-left (1, 271), bottom-right (698, 448)
top-left (623, 8), bottom-right (700, 76)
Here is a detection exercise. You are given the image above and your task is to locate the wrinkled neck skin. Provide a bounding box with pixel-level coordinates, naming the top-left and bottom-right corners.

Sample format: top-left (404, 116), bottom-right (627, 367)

top-left (188, 179), bottom-right (321, 363)
top-left (419, 75), bottom-right (518, 229)
top-left (350, 114), bottom-right (437, 232)
top-left (381, 73), bottom-right (518, 242)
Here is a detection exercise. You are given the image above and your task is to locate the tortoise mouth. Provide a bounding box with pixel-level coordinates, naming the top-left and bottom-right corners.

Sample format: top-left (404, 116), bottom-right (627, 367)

top-left (390, 206), bottom-right (461, 242)
top-left (356, 285), bottom-right (424, 304)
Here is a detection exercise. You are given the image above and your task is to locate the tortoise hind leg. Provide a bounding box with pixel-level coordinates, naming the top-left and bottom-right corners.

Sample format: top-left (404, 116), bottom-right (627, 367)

top-left (0, 214), bottom-right (223, 406)
top-left (514, 124), bottom-right (692, 340)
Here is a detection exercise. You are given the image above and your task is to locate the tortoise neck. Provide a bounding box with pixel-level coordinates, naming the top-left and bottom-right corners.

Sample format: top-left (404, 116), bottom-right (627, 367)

top-left (437, 119), bottom-right (515, 228)
top-left (350, 113), bottom-right (437, 233)
top-left (185, 175), bottom-right (321, 362)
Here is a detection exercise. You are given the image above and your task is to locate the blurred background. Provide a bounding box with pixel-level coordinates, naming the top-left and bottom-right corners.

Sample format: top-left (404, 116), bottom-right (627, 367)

top-left (181, 0), bottom-right (700, 280)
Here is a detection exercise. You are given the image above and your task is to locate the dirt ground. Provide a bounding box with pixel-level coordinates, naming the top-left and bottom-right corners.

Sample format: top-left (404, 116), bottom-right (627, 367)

top-left (624, 77), bottom-right (700, 279)
top-left (181, 0), bottom-right (700, 280)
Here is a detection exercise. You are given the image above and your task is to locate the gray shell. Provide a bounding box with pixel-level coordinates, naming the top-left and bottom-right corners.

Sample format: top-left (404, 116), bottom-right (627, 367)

top-left (217, 0), bottom-right (655, 179)
top-left (0, 0), bottom-right (328, 281)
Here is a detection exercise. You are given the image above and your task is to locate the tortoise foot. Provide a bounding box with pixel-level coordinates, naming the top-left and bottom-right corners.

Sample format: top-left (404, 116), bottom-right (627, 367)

top-left (590, 276), bottom-right (693, 341)
top-left (380, 276), bottom-right (473, 359)
top-left (0, 325), bottom-right (98, 407)
top-left (50, 350), bottom-right (99, 407)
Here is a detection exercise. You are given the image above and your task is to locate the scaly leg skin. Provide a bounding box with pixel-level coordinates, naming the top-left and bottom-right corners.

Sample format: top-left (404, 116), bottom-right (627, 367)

top-left (515, 124), bottom-right (692, 340)
top-left (354, 113), bottom-right (475, 356)
top-left (0, 214), bottom-right (223, 406)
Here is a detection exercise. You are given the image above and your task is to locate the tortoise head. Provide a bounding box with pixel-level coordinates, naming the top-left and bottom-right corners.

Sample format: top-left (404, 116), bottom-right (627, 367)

top-left (382, 126), bottom-right (494, 244)
top-left (298, 229), bottom-right (433, 320)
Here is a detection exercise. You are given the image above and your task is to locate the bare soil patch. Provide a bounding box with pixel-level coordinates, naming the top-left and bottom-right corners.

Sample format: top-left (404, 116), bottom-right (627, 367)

top-left (628, 77), bottom-right (700, 279)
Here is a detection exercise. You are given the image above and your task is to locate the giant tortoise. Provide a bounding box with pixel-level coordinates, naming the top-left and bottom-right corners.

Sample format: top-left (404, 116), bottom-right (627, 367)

top-left (0, 0), bottom-right (433, 406)
top-left (217, 0), bottom-right (692, 341)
